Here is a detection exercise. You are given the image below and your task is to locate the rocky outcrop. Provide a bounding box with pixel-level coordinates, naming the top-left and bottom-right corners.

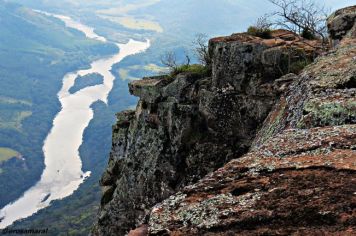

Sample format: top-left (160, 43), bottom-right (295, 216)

top-left (328, 5), bottom-right (356, 46)
top-left (147, 7), bottom-right (356, 235)
top-left (93, 6), bottom-right (355, 236)
top-left (92, 29), bottom-right (322, 235)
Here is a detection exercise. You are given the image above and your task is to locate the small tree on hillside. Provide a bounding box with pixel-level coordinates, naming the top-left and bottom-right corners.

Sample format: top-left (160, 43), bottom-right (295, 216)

top-left (247, 14), bottom-right (273, 39)
top-left (268, 0), bottom-right (330, 43)
top-left (160, 51), bottom-right (192, 75)
top-left (193, 33), bottom-right (212, 67)
top-left (160, 51), bottom-right (179, 72)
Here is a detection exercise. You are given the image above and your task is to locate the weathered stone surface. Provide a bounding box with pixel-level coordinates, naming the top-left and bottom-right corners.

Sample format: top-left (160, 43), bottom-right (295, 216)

top-left (148, 125), bottom-right (356, 235)
top-left (253, 37), bottom-right (356, 147)
top-left (128, 225), bottom-right (148, 236)
top-left (328, 5), bottom-right (356, 46)
top-left (92, 29), bottom-right (322, 236)
top-left (146, 7), bottom-right (356, 235)
top-left (129, 76), bottom-right (172, 103)
top-left (209, 31), bottom-right (321, 90)
top-left (93, 6), bottom-right (355, 236)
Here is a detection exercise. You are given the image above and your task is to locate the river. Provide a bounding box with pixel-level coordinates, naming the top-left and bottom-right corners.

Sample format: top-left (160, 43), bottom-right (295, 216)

top-left (0, 11), bottom-right (150, 229)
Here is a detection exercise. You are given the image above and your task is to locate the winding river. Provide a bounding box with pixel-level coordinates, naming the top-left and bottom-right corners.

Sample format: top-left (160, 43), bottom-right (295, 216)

top-left (0, 12), bottom-right (150, 229)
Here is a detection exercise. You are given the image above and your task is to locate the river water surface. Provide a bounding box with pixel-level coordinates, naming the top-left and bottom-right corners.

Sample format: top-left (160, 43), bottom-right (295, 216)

top-left (0, 11), bottom-right (150, 229)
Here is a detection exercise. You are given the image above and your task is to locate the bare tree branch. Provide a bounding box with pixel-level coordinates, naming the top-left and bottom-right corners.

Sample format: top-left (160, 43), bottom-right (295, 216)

top-left (268, 0), bottom-right (330, 43)
top-left (193, 33), bottom-right (211, 66)
top-left (160, 51), bottom-right (178, 70)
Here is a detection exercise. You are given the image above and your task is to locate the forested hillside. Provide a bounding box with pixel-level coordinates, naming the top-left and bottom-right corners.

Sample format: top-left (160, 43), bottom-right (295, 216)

top-left (0, 0), bottom-right (116, 208)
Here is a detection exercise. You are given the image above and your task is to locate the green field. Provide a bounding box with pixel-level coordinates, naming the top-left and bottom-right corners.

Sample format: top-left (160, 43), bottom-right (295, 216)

top-left (0, 110), bottom-right (32, 131)
top-left (0, 96), bottom-right (32, 106)
top-left (0, 147), bottom-right (20, 163)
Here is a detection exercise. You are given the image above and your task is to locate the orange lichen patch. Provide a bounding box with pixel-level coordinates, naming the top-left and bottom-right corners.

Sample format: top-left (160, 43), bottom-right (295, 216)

top-left (340, 38), bottom-right (356, 47)
top-left (245, 149), bottom-right (355, 171)
top-left (147, 11), bottom-right (356, 235)
top-left (149, 167), bottom-right (356, 235)
top-left (149, 115), bottom-right (355, 236)
top-left (184, 194), bottom-right (211, 204)
top-left (270, 29), bottom-right (298, 40)
top-left (261, 38), bottom-right (286, 47)
top-left (128, 225), bottom-right (148, 236)
top-left (170, 232), bottom-right (185, 236)
top-left (306, 42), bottom-right (356, 88)
top-left (257, 127), bottom-right (356, 157)
top-left (264, 97), bottom-right (287, 125)
top-left (210, 30), bottom-right (323, 64)
top-left (313, 51), bottom-right (356, 72)
top-left (210, 33), bottom-right (257, 43)
top-left (185, 125), bottom-right (356, 196)
top-left (212, 29), bottom-right (299, 43)
top-left (252, 97), bottom-right (289, 146)
top-left (218, 177), bottom-right (270, 195)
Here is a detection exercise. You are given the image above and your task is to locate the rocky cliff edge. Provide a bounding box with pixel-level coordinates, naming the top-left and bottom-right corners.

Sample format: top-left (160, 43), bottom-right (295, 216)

top-left (93, 6), bottom-right (356, 236)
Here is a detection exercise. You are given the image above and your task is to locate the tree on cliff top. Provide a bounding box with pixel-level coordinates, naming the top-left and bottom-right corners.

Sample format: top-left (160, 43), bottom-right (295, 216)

top-left (193, 33), bottom-right (212, 67)
top-left (268, 0), bottom-right (330, 42)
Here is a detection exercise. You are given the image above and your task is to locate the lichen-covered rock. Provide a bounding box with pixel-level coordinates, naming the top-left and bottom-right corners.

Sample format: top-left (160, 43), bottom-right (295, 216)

top-left (149, 125), bottom-right (356, 235)
top-left (92, 29), bottom-right (321, 235)
top-left (328, 5), bottom-right (356, 46)
top-left (146, 6), bottom-right (356, 235)
top-left (253, 37), bottom-right (356, 146)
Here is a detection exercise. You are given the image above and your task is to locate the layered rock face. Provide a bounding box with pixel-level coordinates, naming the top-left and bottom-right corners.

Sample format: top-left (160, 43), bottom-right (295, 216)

top-left (147, 6), bottom-right (356, 235)
top-left (93, 6), bottom-right (355, 236)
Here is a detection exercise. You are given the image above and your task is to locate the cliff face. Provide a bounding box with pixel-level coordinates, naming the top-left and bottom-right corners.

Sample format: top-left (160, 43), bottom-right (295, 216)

top-left (93, 6), bottom-right (355, 236)
top-left (147, 6), bottom-right (356, 235)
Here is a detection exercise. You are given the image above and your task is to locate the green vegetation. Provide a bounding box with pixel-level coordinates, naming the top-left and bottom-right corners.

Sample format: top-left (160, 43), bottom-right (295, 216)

top-left (267, 0), bottom-right (329, 44)
top-left (301, 28), bottom-right (317, 40)
top-left (171, 64), bottom-right (209, 77)
top-left (117, 63), bottom-right (166, 81)
top-left (11, 57), bottom-right (140, 234)
top-left (0, 147), bottom-right (20, 163)
top-left (3, 0), bottom-right (291, 234)
top-left (0, 96), bottom-right (33, 131)
top-left (275, 48), bottom-right (313, 75)
top-left (247, 15), bottom-right (273, 39)
top-left (0, 110), bottom-right (32, 131)
top-left (247, 26), bottom-right (272, 39)
top-left (0, 97), bottom-right (32, 106)
top-left (289, 60), bottom-right (312, 74)
top-left (0, 1), bottom-right (117, 208)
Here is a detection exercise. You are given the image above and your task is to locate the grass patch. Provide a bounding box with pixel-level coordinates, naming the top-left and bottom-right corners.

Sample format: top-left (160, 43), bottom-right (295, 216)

top-left (247, 26), bottom-right (272, 39)
top-left (0, 147), bottom-right (20, 163)
top-left (171, 64), bottom-right (210, 77)
top-left (0, 110), bottom-right (32, 131)
top-left (0, 96), bottom-right (32, 106)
